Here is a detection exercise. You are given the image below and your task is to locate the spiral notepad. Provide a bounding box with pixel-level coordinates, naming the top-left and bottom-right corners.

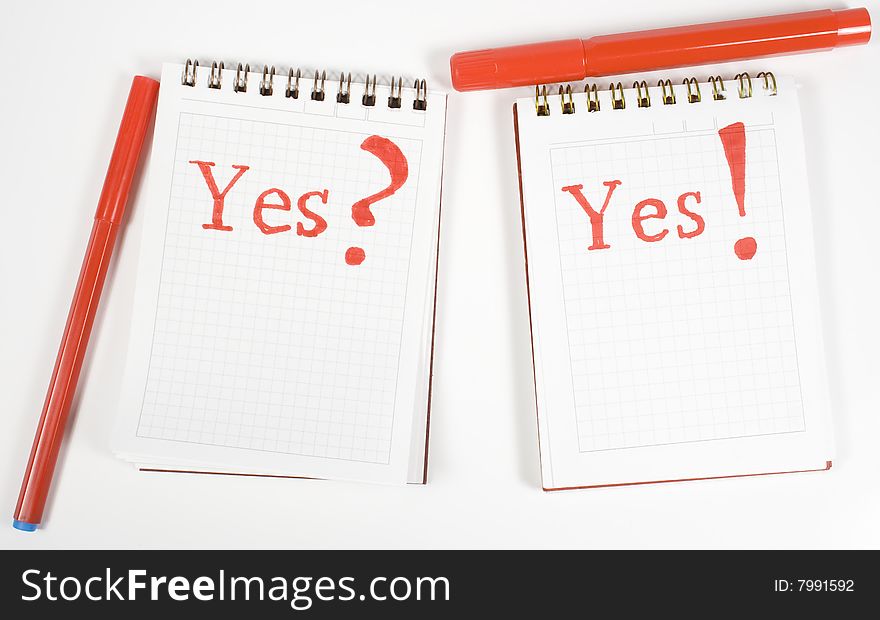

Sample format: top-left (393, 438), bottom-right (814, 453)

top-left (114, 61), bottom-right (447, 485)
top-left (515, 73), bottom-right (833, 490)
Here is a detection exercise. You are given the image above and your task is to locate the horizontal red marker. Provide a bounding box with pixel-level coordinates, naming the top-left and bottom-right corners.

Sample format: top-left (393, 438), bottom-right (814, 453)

top-left (450, 8), bottom-right (871, 91)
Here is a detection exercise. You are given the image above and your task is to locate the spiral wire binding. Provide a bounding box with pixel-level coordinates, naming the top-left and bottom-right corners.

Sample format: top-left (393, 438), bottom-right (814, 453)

top-left (413, 79), bottom-right (428, 111)
top-left (558, 85), bottom-right (575, 114)
top-left (286, 68), bottom-right (301, 99)
top-left (311, 70), bottom-right (326, 101)
top-left (337, 73), bottom-right (352, 104)
top-left (709, 76), bottom-right (725, 100)
top-left (182, 59), bottom-right (198, 86)
top-left (658, 79), bottom-right (675, 105)
top-left (388, 77), bottom-right (402, 109)
top-left (633, 80), bottom-right (650, 108)
top-left (260, 65), bottom-right (275, 96)
top-left (683, 77), bottom-right (701, 103)
top-left (610, 82), bottom-right (625, 110)
top-left (757, 71), bottom-right (777, 95)
top-left (734, 73), bottom-right (752, 99)
top-left (532, 72), bottom-right (776, 116)
top-left (363, 75), bottom-right (377, 107)
top-left (181, 59), bottom-right (428, 111)
top-left (586, 84), bottom-right (600, 112)
top-left (535, 85), bottom-right (550, 116)
top-left (208, 62), bottom-right (223, 89)
top-left (234, 63), bottom-right (249, 93)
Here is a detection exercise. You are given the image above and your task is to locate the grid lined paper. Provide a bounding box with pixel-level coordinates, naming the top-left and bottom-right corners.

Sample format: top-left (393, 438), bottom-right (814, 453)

top-left (550, 124), bottom-right (805, 453)
top-left (135, 112), bottom-right (423, 465)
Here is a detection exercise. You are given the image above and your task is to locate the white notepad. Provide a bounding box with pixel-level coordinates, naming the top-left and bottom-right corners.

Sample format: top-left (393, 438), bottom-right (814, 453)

top-left (114, 62), bottom-right (447, 484)
top-left (515, 74), bottom-right (832, 490)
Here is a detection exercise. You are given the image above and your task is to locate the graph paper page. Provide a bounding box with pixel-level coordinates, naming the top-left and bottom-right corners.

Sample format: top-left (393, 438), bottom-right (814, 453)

top-left (516, 78), bottom-right (832, 489)
top-left (114, 63), bottom-right (446, 484)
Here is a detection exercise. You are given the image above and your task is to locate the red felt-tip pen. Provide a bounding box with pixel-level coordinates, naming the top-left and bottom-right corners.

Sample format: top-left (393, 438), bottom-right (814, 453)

top-left (450, 8), bottom-right (871, 91)
top-left (13, 75), bottom-right (159, 532)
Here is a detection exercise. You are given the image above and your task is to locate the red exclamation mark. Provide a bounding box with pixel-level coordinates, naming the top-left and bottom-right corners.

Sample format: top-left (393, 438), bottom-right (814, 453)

top-left (718, 122), bottom-right (757, 260)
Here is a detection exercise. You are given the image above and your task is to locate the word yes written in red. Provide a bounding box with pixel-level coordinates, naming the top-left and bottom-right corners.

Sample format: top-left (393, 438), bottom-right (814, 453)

top-left (190, 161), bottom-right (330, 237)
top-left (561, 180), bottom-right (704, 250)
top-left (186, 135), bottom-right (409, 266)
top-left (564, 123), bottom-right (759, 260)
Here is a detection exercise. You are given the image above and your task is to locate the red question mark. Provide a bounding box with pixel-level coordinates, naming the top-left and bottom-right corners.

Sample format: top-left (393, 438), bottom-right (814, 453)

top-left (345, 135), bottom-right (409, 265)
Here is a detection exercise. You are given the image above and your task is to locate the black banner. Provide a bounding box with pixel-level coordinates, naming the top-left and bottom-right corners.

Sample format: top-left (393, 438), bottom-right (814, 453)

top-left (1, 551), bottom-right (876, 617)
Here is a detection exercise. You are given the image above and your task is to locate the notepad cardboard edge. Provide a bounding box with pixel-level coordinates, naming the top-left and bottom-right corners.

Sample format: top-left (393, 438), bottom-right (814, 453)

top-left (541, 461), bottom-right (832, 492)
top-left (512, 102), bottom-right (548, 489)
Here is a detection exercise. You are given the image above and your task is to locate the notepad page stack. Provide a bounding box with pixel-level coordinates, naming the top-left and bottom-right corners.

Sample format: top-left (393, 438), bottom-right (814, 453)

top-left (114, 62), bottom-right (447, 484)
top-left (515, 75), bottom-right (833, 490)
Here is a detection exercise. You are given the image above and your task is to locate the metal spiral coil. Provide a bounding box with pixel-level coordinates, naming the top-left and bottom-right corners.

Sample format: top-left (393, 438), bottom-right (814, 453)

top-left (311, 70), bottom-right (326, 101)
top-left (533, 72), bottom-right (777, 116)
top-left (633, 80), bottom-right (650, 108)
top-left (233, 63), bottom-right (249, 93)
top-left (658, 79), bottom-right (676, 105)
top-left (610, 82), bottom-right (626, 110)
top-left (337, 73), bottom-right (352, 104)
top-left (362, 75), bottom-right (377, 107)
top-left (180, 59), bottom-right (429, 111)
top-left (413, 79), bottom-right (428, 111)
top-left (559, 84), bottom-right (575, 114)
top-left (388, 76), bottom-right (402, 109)
top-left (286, 68), bottom-right (301, 99)
top-left (709, 76), bottom-right (726, 100)
top-left (259, 66), bottom-right (275, 96)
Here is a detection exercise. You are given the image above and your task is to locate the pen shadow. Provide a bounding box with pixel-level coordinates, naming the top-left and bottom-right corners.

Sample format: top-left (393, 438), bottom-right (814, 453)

top-left (797, 84), bottom-right (848, 461)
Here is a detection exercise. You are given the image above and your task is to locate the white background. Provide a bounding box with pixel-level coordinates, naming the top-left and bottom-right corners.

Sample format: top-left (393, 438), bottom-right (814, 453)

top-left (1, 0), bottom-right (878, 549)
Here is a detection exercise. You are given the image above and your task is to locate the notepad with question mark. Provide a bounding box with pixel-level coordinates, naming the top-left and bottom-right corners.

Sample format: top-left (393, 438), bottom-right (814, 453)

top-left (515, 73), bottom-right (833, 490)
top-left (114, 62), bottom-right (446, 484)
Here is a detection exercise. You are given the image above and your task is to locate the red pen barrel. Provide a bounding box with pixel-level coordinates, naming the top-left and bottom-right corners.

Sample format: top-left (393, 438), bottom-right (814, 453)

top-left (14, 76), bottom-right (158, 530)
top-left (14, 221), bottom-right (119, 526)
top-left (583, 8), bottom-right (871, 76)
top-left (450, 8), bottom-right (872, 91)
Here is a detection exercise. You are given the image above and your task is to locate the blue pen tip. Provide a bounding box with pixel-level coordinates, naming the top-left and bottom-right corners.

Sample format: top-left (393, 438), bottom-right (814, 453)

top-left (13, 519), bottom-right (38, 532)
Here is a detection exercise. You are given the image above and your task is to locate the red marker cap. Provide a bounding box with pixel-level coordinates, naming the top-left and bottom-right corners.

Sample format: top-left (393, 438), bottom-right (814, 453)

top-left (451, 8), bottom-right (871, 91)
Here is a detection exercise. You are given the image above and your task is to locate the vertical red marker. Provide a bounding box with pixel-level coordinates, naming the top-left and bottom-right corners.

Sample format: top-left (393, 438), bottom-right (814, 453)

top-left (13, 76), bottom-right (159, 531)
